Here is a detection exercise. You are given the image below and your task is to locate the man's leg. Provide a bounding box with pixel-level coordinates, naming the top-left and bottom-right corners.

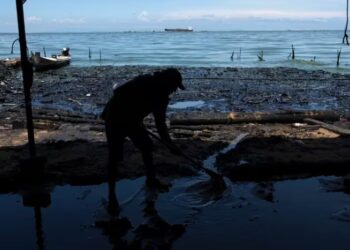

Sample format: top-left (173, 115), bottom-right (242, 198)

top-left (105, 123), bottom-right (124, 215)
top-left (128, 126), bottom-right (155, 180)
top-left (129, 126), bottom-right (170, 190)
top-left (105, 124), bottom-right (124, 177)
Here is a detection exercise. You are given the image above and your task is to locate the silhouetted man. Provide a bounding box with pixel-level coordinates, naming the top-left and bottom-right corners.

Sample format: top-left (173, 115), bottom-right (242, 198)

top-left (101, 68), bottom-right (185, 189)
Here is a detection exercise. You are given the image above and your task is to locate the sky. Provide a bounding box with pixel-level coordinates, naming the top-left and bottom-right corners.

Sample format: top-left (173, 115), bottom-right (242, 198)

top-left (0, 0), bottom-right (348, 32)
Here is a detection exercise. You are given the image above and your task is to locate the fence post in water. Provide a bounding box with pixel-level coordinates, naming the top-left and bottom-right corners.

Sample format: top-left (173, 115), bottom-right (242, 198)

top-left (99, 49), bottom-right (102, 65)
top-left (343, 0), bottom-right (349, 45)
top-left (89, 47), bottom-right (91, 59)
top-left (43, 47), bottom-right (46, 57)
top-left (288, 45), bottom-right (295, 60)
top-left (230, 51), bottom-right (234, 61)
top-left (10, 38), bottom-right (19, 54)
top-left (337, 49), bottom-right (342, 67)
top-left (257, 50), bottom-right (264, 61)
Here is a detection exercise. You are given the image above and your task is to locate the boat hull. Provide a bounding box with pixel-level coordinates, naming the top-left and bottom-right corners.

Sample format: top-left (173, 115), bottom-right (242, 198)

top-left (30, 55), bottom-right (71, 71)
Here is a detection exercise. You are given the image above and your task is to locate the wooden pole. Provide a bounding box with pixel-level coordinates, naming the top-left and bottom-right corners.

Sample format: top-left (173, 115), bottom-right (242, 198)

top-left (344, 0), bottom-right (349, 45)
top-left (99, 49), bottom-right (102, 65)
top-left (10, 38), bottom-right (19, 54)
top-left (16, 0), bottom-right (36, 157)
top-left (337, 49), bottom-right (342, 67)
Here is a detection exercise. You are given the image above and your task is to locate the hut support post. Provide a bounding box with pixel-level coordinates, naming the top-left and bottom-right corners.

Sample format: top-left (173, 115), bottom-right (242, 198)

top-left (16, 0), bottom-right (36, 157)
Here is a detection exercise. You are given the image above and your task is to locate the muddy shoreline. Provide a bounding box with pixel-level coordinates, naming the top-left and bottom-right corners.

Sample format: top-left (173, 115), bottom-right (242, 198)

top-left (1, 65), bottom-right (350, 192)
top-left (2, 65), bottom-right (350, 116)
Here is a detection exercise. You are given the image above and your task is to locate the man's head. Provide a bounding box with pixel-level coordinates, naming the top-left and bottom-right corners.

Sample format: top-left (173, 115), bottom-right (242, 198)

top-left (153, 68), bottom-right (185, 94)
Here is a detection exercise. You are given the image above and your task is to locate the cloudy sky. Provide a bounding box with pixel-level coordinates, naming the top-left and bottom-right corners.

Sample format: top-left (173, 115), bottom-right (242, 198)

top-left (0, 0), bottom-right (348, 32)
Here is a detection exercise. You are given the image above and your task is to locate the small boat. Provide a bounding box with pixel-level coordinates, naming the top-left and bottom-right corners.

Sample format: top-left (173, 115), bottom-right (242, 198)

top-left (0, 58), bottom-right (21, 68)
top-left (164, 27), bottom-right (193, 32)
top-left (30, 48), bottom-right (71, 71)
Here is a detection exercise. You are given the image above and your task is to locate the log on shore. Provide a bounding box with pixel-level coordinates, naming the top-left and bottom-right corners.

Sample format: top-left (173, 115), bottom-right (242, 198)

top-left (170, 111), bottom-right (341, 125)
top-left (29, 110), bottom-right (341, 127)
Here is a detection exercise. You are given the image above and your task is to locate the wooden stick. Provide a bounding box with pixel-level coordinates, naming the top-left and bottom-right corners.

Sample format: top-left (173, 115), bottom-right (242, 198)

top-left (32, 115), bottom-right (102, 124)
top-left (304, 118), bottom-right (350, 136)
top-left (337, 49), bottom-right (342, 67)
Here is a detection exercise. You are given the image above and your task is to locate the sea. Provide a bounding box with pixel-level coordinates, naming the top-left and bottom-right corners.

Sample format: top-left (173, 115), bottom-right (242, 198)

top-left (1, 30), bottom-right (350, 73)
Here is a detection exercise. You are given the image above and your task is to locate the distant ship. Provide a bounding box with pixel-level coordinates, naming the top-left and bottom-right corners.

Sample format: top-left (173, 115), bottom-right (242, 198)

top-left (164, 27), bottom-right (193, 32)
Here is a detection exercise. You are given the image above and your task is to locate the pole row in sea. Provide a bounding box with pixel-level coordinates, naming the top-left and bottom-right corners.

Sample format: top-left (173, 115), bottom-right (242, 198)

top-left (230, 44), bottom-right (344, 67)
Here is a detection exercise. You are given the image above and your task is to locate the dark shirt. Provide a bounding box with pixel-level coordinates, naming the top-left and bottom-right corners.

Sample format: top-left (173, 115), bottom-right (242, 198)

top-left (102, 74), bottom-right (171, 142)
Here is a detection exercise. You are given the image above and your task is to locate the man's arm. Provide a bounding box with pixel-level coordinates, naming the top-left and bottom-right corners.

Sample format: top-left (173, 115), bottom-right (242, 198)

top-left (153, 99), bottom-right (182, 155)
top-left (154, 101), bottom-right (172, 143)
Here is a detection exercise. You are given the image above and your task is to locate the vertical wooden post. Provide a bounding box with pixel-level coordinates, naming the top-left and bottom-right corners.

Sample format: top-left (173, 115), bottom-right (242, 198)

top-left (337, 49), bottom-right (342, 67)
top-left (99, 49), bottom-right (102, 65)
top-left (343, 0), bottom-right (349, 45)
top-left (16, 0), bottom-right (36, 157)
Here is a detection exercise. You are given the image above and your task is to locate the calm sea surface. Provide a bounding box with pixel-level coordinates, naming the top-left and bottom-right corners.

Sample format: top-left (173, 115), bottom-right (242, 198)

top-left (1, 30), bottom-right (350, 73)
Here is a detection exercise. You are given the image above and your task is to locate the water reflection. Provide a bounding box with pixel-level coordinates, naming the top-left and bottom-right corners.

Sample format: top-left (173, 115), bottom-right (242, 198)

top-left (3, 176), bottom-right (350, 249)
top-left (20, 182), bottom-right (52, 250)
top-left (251, 182), bottom-right (275, 202)
top-left (96, 180), bottom-right (186, 249)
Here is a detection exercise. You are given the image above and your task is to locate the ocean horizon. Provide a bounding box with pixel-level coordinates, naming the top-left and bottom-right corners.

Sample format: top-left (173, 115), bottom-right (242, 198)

top-left (1, 30), bottom-right (350, 73)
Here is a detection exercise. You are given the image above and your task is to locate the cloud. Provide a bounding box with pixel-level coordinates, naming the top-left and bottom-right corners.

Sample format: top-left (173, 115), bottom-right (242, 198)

top-left (138, 11), bottom-right (149, 22)
top-left (52, 18), bottom-right (86, 24)
top-left (27, 16), bottom-right (42, 23)
top-left (158, 9), bottom-right (344, 21)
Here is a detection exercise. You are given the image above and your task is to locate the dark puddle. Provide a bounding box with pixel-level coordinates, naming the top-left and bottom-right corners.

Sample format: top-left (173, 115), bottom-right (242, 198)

top-left (2, 176), bottom-right (350, 249)
top-left (168, 101), bottom-right (205, 109)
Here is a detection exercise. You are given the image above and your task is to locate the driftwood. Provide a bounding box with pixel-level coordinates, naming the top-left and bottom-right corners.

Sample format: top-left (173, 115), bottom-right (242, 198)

top-left (304, 118), bottom-right (350, 136)
top-left (32, 115), bottom-right (102, 124)
top-left (169, 125), bottom-right (216, 131)
top-left (30, 110), bottom-right (341, 128)
top-left (170, 111), bottom-right (340, 126)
